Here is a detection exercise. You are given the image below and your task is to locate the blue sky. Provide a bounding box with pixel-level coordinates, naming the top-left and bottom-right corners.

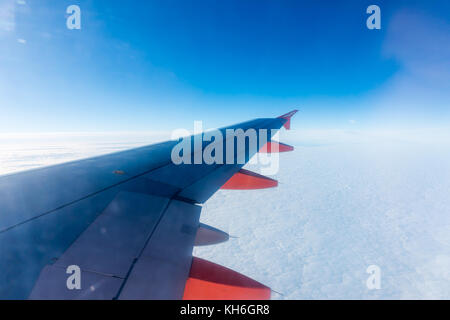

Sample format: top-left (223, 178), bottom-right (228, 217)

top-left (0, 0), bottom-right (449, 132)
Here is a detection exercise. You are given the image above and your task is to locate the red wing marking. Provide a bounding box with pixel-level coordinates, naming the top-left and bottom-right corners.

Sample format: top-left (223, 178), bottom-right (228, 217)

top-left (259, 141), bottom-right (294, 153)
top-left (220, 169), bottom-right (278, 190)
top-left (183, 257), bottom-right (271, 300)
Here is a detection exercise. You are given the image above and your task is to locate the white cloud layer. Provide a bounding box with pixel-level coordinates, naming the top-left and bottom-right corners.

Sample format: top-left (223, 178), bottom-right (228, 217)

top-left (0, 0), bottom-right (15, 34)
top-left (196, 139), bottom-right (450, 299)
top-left (1, 132), bottom-right (449, 299)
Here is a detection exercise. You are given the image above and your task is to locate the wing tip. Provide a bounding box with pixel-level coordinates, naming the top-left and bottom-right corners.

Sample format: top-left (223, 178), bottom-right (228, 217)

top-left (277, 109), bottom-right (298, 130)
top-left (277, 109), bottom-right (299, 119)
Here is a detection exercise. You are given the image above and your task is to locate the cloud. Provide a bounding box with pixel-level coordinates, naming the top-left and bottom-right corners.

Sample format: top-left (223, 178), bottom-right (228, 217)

top-left (365, 9), bottom-right (450, 128)
top-left (0, 0), bottom-right (15, 34)
top-left (384, 10), bottom-right (450, 88)
top-left (16, 38), bottom-right (26, 44)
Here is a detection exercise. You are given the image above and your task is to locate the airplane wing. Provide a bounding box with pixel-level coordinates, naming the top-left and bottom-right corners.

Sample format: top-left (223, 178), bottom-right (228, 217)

top-left (0, 110), bottom-right (297, 300)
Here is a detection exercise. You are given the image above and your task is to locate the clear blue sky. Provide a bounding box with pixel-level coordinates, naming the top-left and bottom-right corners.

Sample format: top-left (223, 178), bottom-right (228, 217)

top-left (0, 0), bottom-right (449, 132)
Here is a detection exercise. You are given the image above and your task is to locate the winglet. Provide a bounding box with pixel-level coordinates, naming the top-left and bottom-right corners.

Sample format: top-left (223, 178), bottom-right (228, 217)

top-left (277, 109), bottom-right (298, 130)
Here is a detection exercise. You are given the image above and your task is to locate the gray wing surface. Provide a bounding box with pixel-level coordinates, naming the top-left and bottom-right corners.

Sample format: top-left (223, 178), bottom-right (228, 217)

top-left (0, 116), bottom-right (288, 299)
